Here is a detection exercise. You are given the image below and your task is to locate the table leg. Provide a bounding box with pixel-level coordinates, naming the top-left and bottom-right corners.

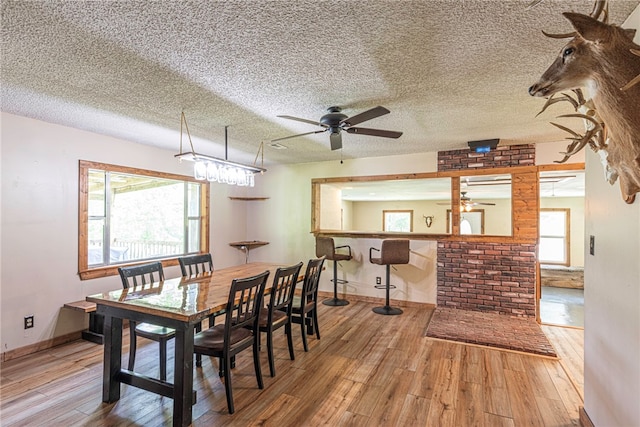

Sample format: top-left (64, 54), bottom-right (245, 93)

top-left (102, 315), bottom-right (122, 403)
top-left (173, 325), bottom-right (195, 427)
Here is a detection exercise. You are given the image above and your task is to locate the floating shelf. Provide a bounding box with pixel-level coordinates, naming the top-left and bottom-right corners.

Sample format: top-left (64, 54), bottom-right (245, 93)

top-left (229, 240), bottom-right (269, 263)
top-left (228, 197), bottom-right (269, 201)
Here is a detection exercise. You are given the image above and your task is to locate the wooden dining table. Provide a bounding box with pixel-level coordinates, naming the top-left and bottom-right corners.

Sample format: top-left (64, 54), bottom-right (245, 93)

top-left (86, 262), bottom-right (286, 427)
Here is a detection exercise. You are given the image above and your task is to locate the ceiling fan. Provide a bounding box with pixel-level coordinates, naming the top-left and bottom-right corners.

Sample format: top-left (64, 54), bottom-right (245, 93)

top-left (272, 106), bottom-right (403, 151)
top-left (438, 192), bottom-right (496, 211)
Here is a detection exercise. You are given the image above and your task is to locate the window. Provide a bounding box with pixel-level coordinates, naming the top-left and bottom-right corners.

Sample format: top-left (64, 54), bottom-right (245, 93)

top-left (383, 210), bottom-right (413, 232)
top-left (539, 208), bottom-right (570, 265)
top-left (79, 160), bottom-right (209, 280)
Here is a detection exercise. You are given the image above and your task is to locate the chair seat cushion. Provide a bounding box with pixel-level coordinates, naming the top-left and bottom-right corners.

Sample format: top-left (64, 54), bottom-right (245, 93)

top-left (194, 324), bottom-right (252, 354)
top-left (258, 309), bottom-right (287, 328)
top-left (135, 322), bottom-right (176, 339)
top-left (370, 257), bottom-right (383, 265)
top-left (291, 296), bottom-right (314, 314)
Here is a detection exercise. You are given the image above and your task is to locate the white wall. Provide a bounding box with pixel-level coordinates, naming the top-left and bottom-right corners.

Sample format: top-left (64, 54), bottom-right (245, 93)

top-left (582, 7), bottom-right (640, 424)
top-left (0, 112), bottom-right (248, 353)
top-left (246, 152), bottom-right (440, 304)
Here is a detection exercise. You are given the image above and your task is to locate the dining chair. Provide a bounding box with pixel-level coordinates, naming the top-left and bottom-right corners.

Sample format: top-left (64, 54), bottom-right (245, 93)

top-left (193, 270), bottom-right (270, 414)
top-left (178, 253), bottom-right (217, 367)
top-left (289, 256), bottom-right (325, 352)
top-left (257, 262), bottom-right (303, 377)
top-left (178, 253), bottom-right (213, 276)
top-left (118, 262), bottom-right (175, 381)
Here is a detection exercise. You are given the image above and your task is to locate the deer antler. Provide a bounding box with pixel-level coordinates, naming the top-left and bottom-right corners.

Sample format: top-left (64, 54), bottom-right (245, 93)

top-left (536, 0), bottom-right (607, 38)
top-left (621, 49), bottom-right (640, 91)
top-left (551, 113), bottom-right (604, 163)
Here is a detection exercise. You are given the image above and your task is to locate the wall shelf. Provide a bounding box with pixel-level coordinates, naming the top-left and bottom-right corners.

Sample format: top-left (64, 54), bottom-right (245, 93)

top-left (228, 197), bottom-right (269, 201)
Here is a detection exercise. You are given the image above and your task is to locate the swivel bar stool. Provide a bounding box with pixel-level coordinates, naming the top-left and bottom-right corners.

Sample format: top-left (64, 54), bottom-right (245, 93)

top-left (316, 236), bottom-right (352, 306)
top-left (369, 239), bottom-right (410, 315)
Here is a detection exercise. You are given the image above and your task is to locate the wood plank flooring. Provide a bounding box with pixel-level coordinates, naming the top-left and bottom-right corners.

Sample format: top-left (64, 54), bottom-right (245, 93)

top-left (0, 300), bottom-right (583, 426)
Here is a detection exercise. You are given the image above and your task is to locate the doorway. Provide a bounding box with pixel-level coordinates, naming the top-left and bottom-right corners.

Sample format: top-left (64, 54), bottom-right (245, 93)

top-left (538, 169), bottom-right (585, 328)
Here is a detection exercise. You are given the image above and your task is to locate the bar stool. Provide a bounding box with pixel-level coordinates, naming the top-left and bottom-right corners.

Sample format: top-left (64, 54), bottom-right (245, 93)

top-left (316, 236), bottom-right (352, 306)
top-left (369, 239), bottom-right (410, 315)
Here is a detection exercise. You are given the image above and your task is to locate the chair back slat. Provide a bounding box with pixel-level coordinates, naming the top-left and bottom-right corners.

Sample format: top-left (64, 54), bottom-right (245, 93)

top-left (178, 253), bottom-right (214, 276)
top-left (224, 270), bottom-right (270, 341)
top-left (269, 262), bottom-right (303, 319)
top-left (301, 256), bottom-right (325, 303)
top-left (118, 262), bottom-right (164, 289)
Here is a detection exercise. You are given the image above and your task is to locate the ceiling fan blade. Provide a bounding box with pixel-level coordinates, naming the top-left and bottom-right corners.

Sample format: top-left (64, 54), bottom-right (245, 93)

top-left (271, 129), bottom-right (326, 142)
top-left (277, 115), bottom-right (325, 127)
top-left (341, 106), bottom-right (390, 126)
top-left (330, 132), bottom-right (342, 151)
top-left (475, 202), bottom-right (496, 206)
top-left (345, 127), bottom-right (403, 138)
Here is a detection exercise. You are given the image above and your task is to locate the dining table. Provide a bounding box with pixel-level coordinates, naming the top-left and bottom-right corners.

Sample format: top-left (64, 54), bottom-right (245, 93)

top-left (86, 261), bottom-right (287, 427)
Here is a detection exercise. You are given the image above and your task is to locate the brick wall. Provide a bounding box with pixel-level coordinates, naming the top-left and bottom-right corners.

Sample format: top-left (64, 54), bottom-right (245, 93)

top-left (437, 241), bottom-right (537, 317)
top-left (438, 144), bottom-right (535, 171)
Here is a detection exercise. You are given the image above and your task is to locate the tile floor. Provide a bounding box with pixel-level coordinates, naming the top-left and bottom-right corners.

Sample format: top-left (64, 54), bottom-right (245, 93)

top-left (540, 286), bottom-right (584, 328)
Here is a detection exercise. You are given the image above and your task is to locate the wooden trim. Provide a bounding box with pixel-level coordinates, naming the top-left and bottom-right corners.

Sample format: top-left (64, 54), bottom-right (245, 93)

top-left (538, 162), bottom-right (585, 172)
top-left (579, 407), bottom-right (595, 427)
top-left (77, 160), bottom-right (210, 280)
top-left (312, 166), bottom-right (539, 243)
top-left (1, 331), bottom-right (82, 362)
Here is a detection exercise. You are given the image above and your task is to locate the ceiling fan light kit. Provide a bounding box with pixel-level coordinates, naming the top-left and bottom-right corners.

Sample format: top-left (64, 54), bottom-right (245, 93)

top-left (175, 112), bottom-right (266, 187)
top-left (273, 106), bottom-right (403, 151)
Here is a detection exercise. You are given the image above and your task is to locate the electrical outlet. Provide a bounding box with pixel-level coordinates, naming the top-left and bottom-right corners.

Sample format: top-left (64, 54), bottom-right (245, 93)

top-left (24, 315), bottom-right (34, 329)
top-left (376, 276), bottom-right (382, 285)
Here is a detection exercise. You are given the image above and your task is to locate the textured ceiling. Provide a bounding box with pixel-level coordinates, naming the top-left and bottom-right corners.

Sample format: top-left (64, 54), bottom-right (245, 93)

top-left (1, 1), bottom-right (638, 167)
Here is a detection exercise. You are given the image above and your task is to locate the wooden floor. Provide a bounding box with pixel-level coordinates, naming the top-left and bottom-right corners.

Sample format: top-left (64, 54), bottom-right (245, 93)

top-left (0, 300), bottom-right (584, 426)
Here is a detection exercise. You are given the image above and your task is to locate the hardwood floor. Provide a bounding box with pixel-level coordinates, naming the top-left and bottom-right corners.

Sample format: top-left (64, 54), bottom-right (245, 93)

top-left (0, 300), bottom-right (583, 426)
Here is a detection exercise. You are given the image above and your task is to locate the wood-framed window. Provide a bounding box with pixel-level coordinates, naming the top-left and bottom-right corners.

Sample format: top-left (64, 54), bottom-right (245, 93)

top-left (78, 160), bottom-right (210, 280)
top-left (383, 210), bottom-right (413, 232)
top-left (539, 208), bottom-right (570, 266)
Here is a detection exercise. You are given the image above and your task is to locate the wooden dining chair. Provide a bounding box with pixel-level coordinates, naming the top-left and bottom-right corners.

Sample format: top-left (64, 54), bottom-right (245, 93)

top-left (118, 262), bottom-right (175, 382)
top-left (178, 253), bottom-right (213, 276)
top-left (289, 256), bottom-right (325, 352)
top-left (178, 253), bottom-right (219, 365)
top-left (193, 270), bottom-right (270, 414)
top-left (258, 262), bottom-right (303, 377)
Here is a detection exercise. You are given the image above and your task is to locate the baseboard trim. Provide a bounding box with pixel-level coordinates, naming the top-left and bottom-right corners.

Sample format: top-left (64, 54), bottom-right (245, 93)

top-left (317, 290), bottom-right (435, 309)
top-left (579, 406), bottom-right (595, 427)
top-left (1, 331), bottom-right (82, 363)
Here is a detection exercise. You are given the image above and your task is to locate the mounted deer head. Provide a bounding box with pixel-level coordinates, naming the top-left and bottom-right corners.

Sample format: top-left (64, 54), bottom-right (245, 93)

top-left (529, 11), bottom-right (640, 204)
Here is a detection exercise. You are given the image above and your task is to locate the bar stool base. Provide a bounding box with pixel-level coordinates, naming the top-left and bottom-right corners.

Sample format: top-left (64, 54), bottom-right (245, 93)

top-left (323, 298), bottom-right (350, 306)
top-left (372, 306), bottom-right (403, 315)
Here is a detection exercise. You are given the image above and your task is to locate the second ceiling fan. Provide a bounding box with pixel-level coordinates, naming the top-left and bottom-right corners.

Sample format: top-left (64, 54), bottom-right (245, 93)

top-left (272, 106), bottom-right (403, 151)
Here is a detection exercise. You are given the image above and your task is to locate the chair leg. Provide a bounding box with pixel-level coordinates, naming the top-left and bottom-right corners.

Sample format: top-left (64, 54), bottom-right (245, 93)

top-left (323, 260), bottom-right (349, 306)
top-left (128, 325), bottom-right (137, 371)
top-left (312, 309), bottom-right (321, 340)
top-left (285, 322), bottom-right (295, 361)
top-left (253, 335), bottom-right (264, 388)
top-left (267, 329), bottom-right (276, 377)
top-left (195, 322), bottom-right (202, 367)
top-left (223, 354), bottom-right (235, 414)
top-left (372, 265), bottom-right (403, 315)
top-left (159, 339), bottom-right (167, 382)
top-left (300, 314), bottom-right (309, 352)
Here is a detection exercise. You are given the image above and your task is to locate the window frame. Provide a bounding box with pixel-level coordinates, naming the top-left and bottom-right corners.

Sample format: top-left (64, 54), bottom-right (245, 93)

top-left (78, 160), bottom-right (210, 280)
top-left (382, 210), bottom-right (414, 232)
top-left (539, 208), bottom-right (570, 266)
